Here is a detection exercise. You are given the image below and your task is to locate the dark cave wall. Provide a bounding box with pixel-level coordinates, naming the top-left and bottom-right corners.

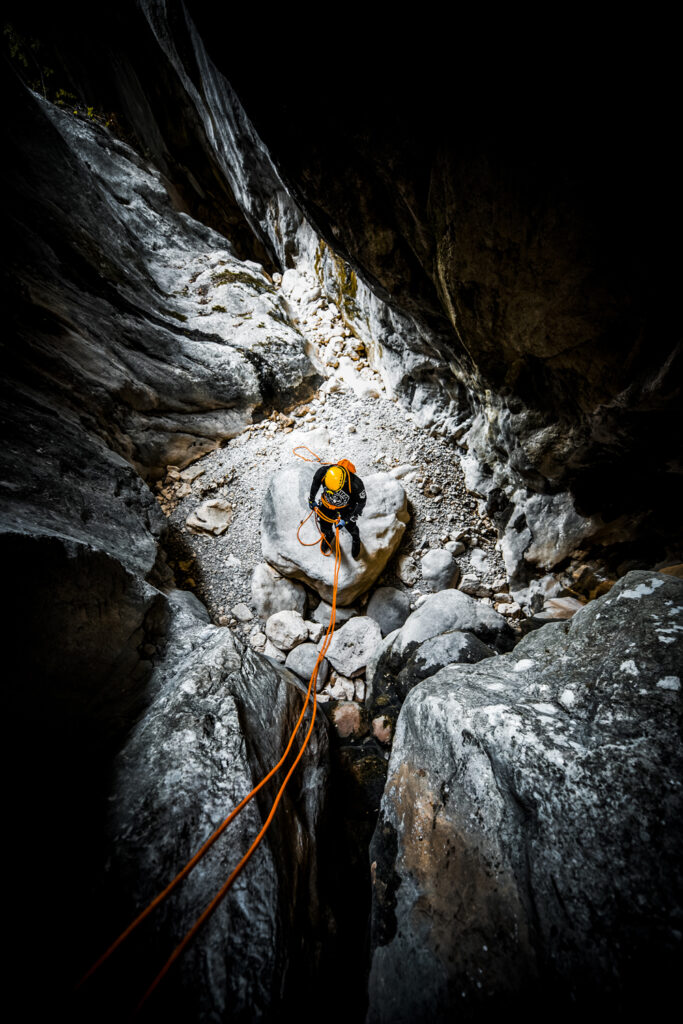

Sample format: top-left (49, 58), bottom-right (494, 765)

top-left (6, 2), bottom-right (681, 557)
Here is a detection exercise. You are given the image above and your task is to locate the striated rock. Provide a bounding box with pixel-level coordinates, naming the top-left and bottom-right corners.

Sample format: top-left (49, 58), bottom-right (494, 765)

top-left (186, 499), bottom-right (233, 536)
top-left (261, 465), bottom-right (409, 604)
top-left (285, 643), bottom-right (330, 690)
top-left (110, 592), bottom-right (329, 1021)
top-left (368, 572), bottom-right (683, 1021)
top-left (325, 616), bottom-right (383, 678)
top-left (420, 548), bottom-right (460, 592)
top-left (250, 563), bottom-right (307, 619)
top-left (264, 610), bottom-right (309, 652)
top-left (366, 587), bottom-right (412, 636)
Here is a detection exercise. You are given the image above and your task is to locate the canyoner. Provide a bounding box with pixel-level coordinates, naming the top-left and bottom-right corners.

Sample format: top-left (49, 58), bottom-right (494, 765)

top-left (295, 446), bottom-right (366, 560)
top-left (77, 459), bottom-right (347, 1014)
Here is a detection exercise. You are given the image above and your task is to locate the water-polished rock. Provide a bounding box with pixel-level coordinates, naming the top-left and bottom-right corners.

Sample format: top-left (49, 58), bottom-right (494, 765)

top-left (368, 572), bottom-right (683, 1022)
top-left (285, 642), bottom-right (330, 690)
top-left (261, 464), bottom-right (409, 605)
top-left (324, 616), bottom-right (383, 678)
top-left (395, 588), bottom-right (514, 655)
top-left (366, 587), bottom-right (411, 636)
top-left (420, 548), bottom-right (460, 592)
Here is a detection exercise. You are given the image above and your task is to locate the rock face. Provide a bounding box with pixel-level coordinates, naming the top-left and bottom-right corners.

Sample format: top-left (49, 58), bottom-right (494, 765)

top-left (251, 563), bottom-right (307, 618)
top-left (109, 591), bottom-right (329, 1021)
top-left (366, 587), bottom-right (411, 636)
top-left (261, 465), bottom-right (409, 604)
top-left (368, 572), bottom-right (683, 1022)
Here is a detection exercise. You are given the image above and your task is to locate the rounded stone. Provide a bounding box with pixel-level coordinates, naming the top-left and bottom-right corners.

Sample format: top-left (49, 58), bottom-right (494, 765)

top-left (421, 549), bottom-right (460, 592)
top-left (264, 609), bottom-right (309, 651)
top-left (366, 586), bottom-right (411, 636)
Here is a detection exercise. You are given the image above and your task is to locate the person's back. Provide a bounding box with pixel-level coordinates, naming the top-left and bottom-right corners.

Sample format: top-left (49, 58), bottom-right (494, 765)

top-left (308, 459), bottom-right (366, 558)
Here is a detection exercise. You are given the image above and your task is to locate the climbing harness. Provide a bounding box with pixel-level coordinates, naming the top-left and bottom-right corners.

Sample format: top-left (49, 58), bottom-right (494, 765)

top-left (293, 445), bottom-right (353, 555)
top-left (78, 448), bottom-right (344, 1014)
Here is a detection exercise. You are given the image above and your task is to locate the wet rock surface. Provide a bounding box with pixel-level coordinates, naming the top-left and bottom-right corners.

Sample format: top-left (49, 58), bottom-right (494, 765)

top-left (368, 572), bottom-right (683, 1022)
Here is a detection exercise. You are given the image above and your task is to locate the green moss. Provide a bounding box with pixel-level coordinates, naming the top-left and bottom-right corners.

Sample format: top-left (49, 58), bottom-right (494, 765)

top-left (163, 309), bottom-right (187, 322)
top-left (211, 269), bottom-right (274, 294)
top-left (211, 304), bottom-right (227, 313)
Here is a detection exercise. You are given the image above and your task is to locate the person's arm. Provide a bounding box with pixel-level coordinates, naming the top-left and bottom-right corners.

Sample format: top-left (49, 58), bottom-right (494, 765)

top-left (347, 476), bottom-right (367, 520)
top-left (309, 465), bottom-right (326, 507)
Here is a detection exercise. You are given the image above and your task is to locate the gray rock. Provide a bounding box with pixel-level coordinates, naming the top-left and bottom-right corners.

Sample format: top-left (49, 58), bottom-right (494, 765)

top-left (324, 616), bottom-right (383, 678)
top-left (110, 596), bottom-right (328, 1022)
top-left (186, 499), bottom-right (233, 536)
top-left (311, 600), bottom-right (358, 628)
top-left (261, 465), bottom-right (409, 604)
top-left (368, 572), bottom-right (683, 1021)
top-left (365, 628), bottom-right (401, 703)
top-left (397, 629), bottom-right (495, 690)
top-left (306, 620), bottom-right (325, 643)
top-left (285, 643), bottom-right (330, 691)
top-left (420, 549), bottom-right (460, 592)
top-left (458, 572), bottom-right (493, 598)
top-left (264, 610), bottom-right (309, 651)
top-left (263, 639), bottom-right (286, 663)
top-left (396, 588), bottom-right (514, 656)
top-left (366, 587), bottom-right (412, 636)
top-left (230, 602), bottom-right (253, 622)
top-left (250, 563), bottom-right (307, 619)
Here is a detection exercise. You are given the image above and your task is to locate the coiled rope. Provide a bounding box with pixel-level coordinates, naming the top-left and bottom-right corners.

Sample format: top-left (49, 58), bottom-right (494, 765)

top-left (78, 446), bottom-right (343, 1014)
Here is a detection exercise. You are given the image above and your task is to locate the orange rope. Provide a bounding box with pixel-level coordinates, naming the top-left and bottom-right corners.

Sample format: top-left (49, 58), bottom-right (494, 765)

top-left (136, 526), bottom-right (342, 1011)
top-left (78, 515), bottom-right (343, 1014)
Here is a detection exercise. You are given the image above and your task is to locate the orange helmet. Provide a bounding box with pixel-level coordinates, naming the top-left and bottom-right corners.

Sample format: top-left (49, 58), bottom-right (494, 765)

top-left (324, 465), bottom-right (346, 490)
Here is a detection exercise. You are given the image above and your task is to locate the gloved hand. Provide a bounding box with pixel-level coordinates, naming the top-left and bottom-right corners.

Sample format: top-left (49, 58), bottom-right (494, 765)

top-left (337, 519), bottom-right (346, 529)
top-left (308, 498), bottom-right (316, 510)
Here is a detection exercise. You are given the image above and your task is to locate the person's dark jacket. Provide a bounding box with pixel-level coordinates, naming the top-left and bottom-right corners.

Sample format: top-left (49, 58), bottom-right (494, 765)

top-left (309, 465), bottom-right (366, 521)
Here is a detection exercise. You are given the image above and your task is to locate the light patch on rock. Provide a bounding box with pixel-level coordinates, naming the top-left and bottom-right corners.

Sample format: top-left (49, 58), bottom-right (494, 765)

top-left (620, 659), bottom-right (639, 676)
top-left (514, 659), bottom-right (535, 672)
top-left (657, 676), bottom-right (681, 691)
top-left (618, 578), bottom-right (665, 600)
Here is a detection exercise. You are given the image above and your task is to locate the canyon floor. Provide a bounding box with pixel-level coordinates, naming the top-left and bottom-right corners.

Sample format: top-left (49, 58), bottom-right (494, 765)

top-left (155, 360), bottom-right (510, 643)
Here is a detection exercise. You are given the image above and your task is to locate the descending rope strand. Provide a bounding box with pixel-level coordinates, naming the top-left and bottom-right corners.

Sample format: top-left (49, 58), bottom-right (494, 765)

top-left (78, 445), bottom-right (342, 1012)
top-left (137, 527), bottom-right (341, 1011)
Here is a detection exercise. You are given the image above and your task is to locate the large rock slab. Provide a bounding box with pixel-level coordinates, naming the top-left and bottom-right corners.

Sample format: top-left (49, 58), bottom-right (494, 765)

top-left (261, 464), bottom-right (409, 605)
top-left (368, 572), bottom-right (683, 1022)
